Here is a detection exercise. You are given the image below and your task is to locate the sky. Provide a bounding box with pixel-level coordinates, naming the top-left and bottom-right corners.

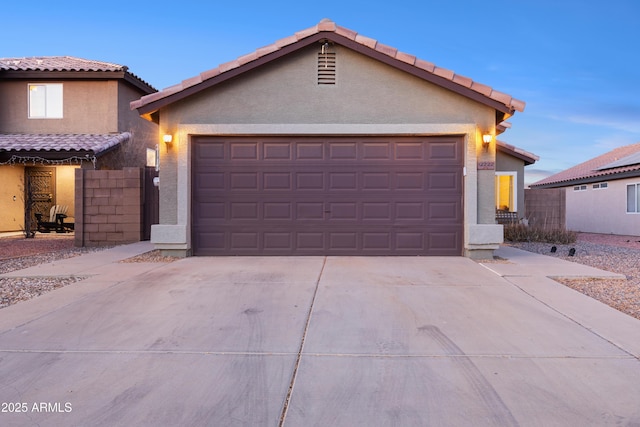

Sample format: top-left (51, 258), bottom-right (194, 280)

top-left (3, 0), bottom-right (639, 185)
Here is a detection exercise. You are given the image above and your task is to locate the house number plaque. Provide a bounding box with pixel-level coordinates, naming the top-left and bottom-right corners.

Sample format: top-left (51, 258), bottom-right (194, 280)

top-left (477, 161), bottom-right (495, 170)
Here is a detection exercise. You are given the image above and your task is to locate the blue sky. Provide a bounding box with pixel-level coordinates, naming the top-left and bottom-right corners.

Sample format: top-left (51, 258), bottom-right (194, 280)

top-left (4, 0), bottom-right (639, 185)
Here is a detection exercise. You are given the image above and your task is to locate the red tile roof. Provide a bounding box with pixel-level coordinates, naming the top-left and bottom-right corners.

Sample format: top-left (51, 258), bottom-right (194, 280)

top-left (531, 142), bottom-right (640, 188)
top-left (0, 133), bottom-right (130, 155)
top-left (131, 19), bottom-right (525, 119)
top-left (0, 56), bottom-right (156, 92)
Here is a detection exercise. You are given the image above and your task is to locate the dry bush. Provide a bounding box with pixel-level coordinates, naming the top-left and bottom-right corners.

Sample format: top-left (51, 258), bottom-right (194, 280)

top-left (504, 224), bottom-right (577, 244)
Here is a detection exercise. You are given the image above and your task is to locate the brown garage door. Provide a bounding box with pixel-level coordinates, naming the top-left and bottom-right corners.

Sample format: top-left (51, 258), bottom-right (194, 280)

top-left (192, 136), bottom-right (463, 255)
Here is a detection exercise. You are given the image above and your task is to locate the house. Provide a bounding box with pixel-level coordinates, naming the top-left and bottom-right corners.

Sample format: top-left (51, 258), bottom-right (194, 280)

top-left (530, 142), bottom-right (640, 236)
top-left (131, 19), bottom-right (529, 258)
top-left (496, 140), bottom-right (539, 222)
top-left (0, 56), bottom-right (158, 238)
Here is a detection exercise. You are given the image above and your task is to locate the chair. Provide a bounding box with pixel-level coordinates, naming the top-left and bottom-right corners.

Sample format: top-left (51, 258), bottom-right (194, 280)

top-left (35, 205), bottom-right (71, 233)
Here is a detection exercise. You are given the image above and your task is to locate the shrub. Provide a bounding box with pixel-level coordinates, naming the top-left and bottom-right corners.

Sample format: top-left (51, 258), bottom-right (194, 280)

top-left (503, 224), bottom-right (577, 244)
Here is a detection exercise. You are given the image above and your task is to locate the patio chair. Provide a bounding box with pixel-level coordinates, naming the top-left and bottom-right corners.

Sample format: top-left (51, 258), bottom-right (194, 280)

top-left (35, 205), bottom-right (71, 233)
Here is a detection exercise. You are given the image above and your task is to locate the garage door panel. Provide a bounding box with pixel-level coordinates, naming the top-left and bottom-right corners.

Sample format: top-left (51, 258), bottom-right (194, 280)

top-left (296, 172), bottom-right (324, 190)
top-left (328, 202), bottom-right (357, 220)
top-left (263, 143), bottom-right (292, 160)
top-left (230, 172), bottom-right (259, 190)
top-left (263, 172), bottom-right (292, 190)
top-left (429, 141), bottom-right (461, 162)
top-left (296, 143), bottom-right (324, 160)
top-left (230, 142), bottom-right (258, 160)
top-left (329, 172), bottom-right (357, 190)
top-left (329, 143), bottom-right (357, 160)
top-left (362, 172), bottom-right (390, 189)
top-left (427, 171), bottom-right (460, 191)
top-left (362, 143), bottom-right (391, 160)
top-left (192, 136), bottom-right (463, 255)
top-left (264, 232), bottom-right (293, 250)
top-left (296, 202), bottom-right (325, 220)
top-left (264, 202), bottom-right (292, 220)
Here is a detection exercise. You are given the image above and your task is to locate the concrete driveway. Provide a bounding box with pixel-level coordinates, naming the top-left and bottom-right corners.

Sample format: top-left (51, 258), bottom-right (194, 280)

top-left (1, 244), bottom-right (640, 426)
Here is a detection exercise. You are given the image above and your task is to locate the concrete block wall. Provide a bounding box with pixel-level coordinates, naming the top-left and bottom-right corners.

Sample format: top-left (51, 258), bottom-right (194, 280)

top-left (524, 188), bottom-right (566, 230)
top-left (75, 167), bottom-right (143, 247)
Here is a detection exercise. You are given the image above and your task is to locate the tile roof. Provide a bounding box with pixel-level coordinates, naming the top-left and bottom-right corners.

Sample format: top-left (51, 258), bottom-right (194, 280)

top-left (0, 56), bottom-right (125, 72)
top-left (497, 140), bottom-right (539, 165)
top-left (0, 56), bottom-right (156, 92)
top-left (0, 133), bottom-right (130, 155)
top-left (531, 142), bottom-right (640, 188)
top-left (131, 19), bottom-right (525, 118)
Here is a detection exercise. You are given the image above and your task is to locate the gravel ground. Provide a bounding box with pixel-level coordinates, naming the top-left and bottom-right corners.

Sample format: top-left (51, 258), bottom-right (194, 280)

top-left (0, 234), bottom-right (174, 309)
top-left (507, 232), bottom-right (640, 321)
top-left (1, 233), bottom-right (639, 321)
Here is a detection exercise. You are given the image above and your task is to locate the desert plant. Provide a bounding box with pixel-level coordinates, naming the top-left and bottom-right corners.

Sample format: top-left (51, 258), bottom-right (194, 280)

top-left (504, 224), bottom-right (576, 244)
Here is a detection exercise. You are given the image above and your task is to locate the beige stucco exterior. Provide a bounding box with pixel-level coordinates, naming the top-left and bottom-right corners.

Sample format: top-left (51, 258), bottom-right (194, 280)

top-left (0, 75), bottom-right (157, 234)
top-left (150, 45), bottom-right (503, 257)
top-left (565, 178), bottom-right (640, 235)
top-left (0, 80), bottom-right (119, 134)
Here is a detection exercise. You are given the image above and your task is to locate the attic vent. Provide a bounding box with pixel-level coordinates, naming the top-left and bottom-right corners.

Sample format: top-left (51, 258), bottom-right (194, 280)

top-left (318, 45), bottom-right (336, 85)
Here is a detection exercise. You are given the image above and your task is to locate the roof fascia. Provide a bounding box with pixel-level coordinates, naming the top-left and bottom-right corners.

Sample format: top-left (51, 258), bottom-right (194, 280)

top-left (1, 70), bottom-right (156, 94)
top-left (532, 170), bottom-right (640, 188)
top-left (135, 31), bottom-right (515, 118)
top-left (497, 145), bottom-right (537, 165)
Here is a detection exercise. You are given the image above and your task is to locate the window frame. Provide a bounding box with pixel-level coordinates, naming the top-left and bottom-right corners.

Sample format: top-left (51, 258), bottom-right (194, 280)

top-left (495, 171), bottom-right (517, 212)
top-left (627, 183), bottom-right (640, 214)
top-left (28, 83), bottom-right (63, 119)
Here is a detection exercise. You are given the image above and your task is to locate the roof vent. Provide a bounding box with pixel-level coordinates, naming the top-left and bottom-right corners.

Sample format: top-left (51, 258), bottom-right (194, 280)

top-left (318, 42), bottom-right (336, 85)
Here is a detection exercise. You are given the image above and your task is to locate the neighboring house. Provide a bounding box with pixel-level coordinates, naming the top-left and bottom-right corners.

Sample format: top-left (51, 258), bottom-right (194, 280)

top-left (0, 56), bottom-right (157, 234)
top-left (530, 142), bottom-right (640, 236)
top-left (496, 140), bottom-right (539, 222)
top-left (131, 19), bottom-right (528, 258)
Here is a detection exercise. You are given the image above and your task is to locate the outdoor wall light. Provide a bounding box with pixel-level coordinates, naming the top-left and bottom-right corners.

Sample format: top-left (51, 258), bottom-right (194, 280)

top-left (163, 134), bottom-right (173, 145)
top-left (482, 133), bottom-right (492, 146)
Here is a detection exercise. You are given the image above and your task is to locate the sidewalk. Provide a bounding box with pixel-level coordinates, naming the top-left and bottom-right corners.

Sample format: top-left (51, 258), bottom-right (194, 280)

top-left (482, 246), bottom-right (640, 358)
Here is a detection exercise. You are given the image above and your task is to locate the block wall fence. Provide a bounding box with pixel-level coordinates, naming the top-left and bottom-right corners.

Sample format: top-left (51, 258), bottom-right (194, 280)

top-left (524, 188), bottom-right (566, 230)
top-left (74, 167), bottom-right (143, 247)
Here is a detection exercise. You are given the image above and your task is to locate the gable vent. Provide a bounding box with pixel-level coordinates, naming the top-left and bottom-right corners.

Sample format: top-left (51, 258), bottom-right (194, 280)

top-left (318, 46), bottom-right (336, 85)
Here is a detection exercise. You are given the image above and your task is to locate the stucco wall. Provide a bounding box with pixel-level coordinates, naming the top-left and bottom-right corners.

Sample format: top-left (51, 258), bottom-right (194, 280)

top-left (152, 44), bottom-right (500, 255)
top-left (0, 165), bottom-right (26, 232)
top-left (55, 166), bottom-right (78, 220)
top-left (566, 178), bottom-right (640, 236)
top-left (0, 80), bottom-right (119, 134)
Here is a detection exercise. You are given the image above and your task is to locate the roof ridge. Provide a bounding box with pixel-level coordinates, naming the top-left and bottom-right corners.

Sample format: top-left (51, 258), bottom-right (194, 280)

top-left (130, 19), bottom-right (525, 114)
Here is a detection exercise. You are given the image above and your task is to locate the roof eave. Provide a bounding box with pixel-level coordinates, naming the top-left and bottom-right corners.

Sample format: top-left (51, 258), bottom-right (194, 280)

top-left (133, 30), bottom-right (521, 120)
top-left (1, 69), bottom-right (156, 94)
top-left (531, 169), bottom-right (640, 188)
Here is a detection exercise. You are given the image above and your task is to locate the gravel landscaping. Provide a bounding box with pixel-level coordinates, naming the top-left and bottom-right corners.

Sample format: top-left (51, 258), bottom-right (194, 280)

top-left (507, 232), bottom-right (640, 321)
top-left (0, 234), bottom-right (174, 309)
top-left (1, 232), bottom-right (639, 321)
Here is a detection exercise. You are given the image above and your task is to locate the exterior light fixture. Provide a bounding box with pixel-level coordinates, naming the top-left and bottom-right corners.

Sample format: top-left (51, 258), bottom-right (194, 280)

top-left (163, 134), bottom-right (173, 144)
top-left (482, 134), bottom-right (492, 146)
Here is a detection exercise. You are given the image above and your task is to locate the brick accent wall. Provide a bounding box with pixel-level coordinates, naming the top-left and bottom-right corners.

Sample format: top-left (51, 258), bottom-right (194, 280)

top-left (75, 167), bottom-right (143, 246)
top-left (524, 188), bottom-right (566, 230)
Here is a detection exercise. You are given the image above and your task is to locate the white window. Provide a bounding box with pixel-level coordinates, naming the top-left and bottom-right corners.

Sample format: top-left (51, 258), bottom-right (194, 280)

top-left (573, 185), bottom-right (587, 191)
top-left (28, 83), bottom-right (63, 118)
top-left (593, 182), bottom-right (608, 189)
top-left (495, 172), bottom-right (517, 212)
top-left (627, 184), bottom-right (640, 213)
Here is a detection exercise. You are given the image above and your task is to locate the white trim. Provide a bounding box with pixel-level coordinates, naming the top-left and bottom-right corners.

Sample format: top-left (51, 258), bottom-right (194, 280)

top-left (495, 171), bottom-right (517, 212)
top-left (178, 123), bottom-right (476, 135)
